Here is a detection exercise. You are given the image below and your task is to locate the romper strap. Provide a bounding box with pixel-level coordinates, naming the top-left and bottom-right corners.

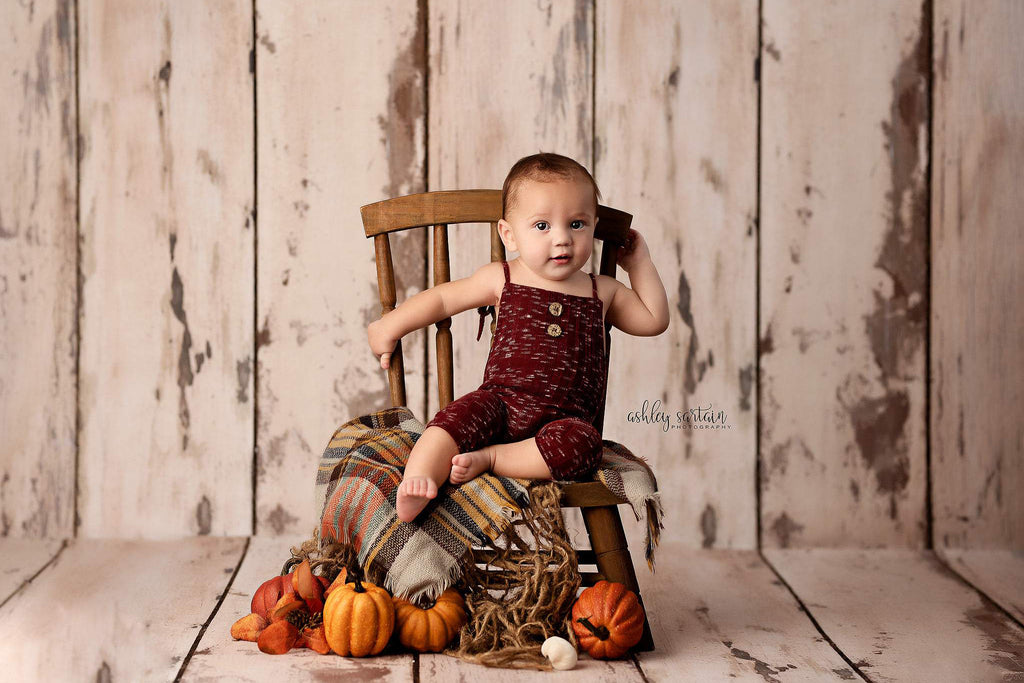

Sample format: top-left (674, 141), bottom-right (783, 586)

top-left (589, 272), bottom-right (598, 299)
top-left (501, 259), bottom-right (510, 283)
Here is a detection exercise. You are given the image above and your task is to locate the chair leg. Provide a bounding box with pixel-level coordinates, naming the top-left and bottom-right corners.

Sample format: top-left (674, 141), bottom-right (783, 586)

top-left (580, 504), bottom-right (655, 652)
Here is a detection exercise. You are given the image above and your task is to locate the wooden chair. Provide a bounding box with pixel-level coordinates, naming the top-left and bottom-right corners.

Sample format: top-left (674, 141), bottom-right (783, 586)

top-left (360, 189), bottom-right (655, 652)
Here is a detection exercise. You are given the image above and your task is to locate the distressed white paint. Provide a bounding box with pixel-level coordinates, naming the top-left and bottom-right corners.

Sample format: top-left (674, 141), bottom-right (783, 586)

top-left (938, 548), bottom-right (1024, 626)
top-left (0, 538), bottom-right (64, 602)
top-left (78, 0), bottom-right (254, 537)
top-left (256, 0), bottom-right (427, 537)
top-left (0, 0), bottom-right (77, 538)
top-left (636, 542), bottom-right (856, 681)
top-left (596, 0), bottom-right (759, 553)
top-left (0, 537), bottom-right (246, 681)
top-left (765, 548), bottom-right (1024, 681)
top-left (760, 0), bottom-right (928, 547)
top-left (931, 0), bottom-right (1024, 549)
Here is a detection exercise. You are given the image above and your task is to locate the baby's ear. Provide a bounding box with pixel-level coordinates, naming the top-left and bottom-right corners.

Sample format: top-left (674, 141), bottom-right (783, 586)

top-left (497, 219), bottom-right (517, 251)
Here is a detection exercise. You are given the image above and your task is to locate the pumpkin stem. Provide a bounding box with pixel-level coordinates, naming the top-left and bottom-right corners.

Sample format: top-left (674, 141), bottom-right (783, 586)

top-left (576, 616), bottom-right (610, 641)
top-left (353, 576), bottom-right (366, 593)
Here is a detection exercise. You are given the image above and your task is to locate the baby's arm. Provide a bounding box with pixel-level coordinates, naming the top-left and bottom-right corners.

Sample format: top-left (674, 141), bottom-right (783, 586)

top-left (368, 261), bottom-right (501, 368)
top-left (604, 229), bottom-right (670, 336)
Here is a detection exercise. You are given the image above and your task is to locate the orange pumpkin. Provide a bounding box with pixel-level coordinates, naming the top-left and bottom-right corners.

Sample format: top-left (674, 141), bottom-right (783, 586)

top-left (323, 573), bottom-right (394, 656)
top-left (392, 588), bottom-right (467, 653)
top-left (571, 580), bottom-right (644, 659)
top-left (251, 574), bottom-right (296, 620)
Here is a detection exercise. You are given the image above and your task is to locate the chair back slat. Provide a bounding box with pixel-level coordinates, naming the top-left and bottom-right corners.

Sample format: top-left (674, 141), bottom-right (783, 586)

top-left (372, 233), bottom-right (407, 407)
top-left (432, 224), bottom-right (455, 409)
top-left (360, 190), bottom-right (633, 422)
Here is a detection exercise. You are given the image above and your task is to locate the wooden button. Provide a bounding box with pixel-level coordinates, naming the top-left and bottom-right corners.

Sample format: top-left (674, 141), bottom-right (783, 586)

top-left (548, 302), bottom-right (563, 316)
top-left (547, 323), bottom-right (562, 337)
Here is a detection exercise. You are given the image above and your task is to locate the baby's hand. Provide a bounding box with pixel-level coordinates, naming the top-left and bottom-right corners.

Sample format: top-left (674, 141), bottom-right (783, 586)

top-left (616, 229), bottom-right (651, 273)
top-left (367, 319), bottom-right (398, 369)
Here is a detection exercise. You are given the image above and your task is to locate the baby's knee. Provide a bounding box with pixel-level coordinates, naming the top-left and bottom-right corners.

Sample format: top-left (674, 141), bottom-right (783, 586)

top-left (535, 419), bottom-right (602, 480)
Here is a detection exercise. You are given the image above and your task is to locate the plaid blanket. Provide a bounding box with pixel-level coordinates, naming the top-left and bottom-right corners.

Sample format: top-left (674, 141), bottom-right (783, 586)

top-left (314, 406), bottom-right (663, 606)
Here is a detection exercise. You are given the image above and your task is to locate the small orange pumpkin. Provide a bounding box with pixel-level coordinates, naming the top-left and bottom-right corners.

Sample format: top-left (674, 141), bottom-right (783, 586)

top-left (392, 588), bottom-right (467, 653)
top-left (251, 574), bottom-right (296, 620)
top-left (571, 580), bottom-right (644, 659)
top-left (323, 569), bottom-right (394, 657)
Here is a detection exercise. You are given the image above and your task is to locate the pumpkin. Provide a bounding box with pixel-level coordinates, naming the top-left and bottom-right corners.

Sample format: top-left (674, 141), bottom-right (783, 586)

top-left (571, 580), bottom-right (645, 659)
top-left (251, 574), bottom-right (296, 620)
top-left (392, 588), bottom-right (467, 653)
top-left (323, 571), bottom-right (394, 656)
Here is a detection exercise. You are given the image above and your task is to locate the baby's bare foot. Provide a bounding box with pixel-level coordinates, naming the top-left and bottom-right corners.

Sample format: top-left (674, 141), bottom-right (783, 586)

top-left (396, 475), bottom-right (437, 523)
top-left (449, 448), bottom-right (495, 484)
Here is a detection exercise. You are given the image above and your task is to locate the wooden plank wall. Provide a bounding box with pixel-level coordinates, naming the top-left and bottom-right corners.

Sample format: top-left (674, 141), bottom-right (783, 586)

top-left (254, 1), bottom-right (426, 537)
top-left (77, 0), bottom-right (254, 537)
top-left (596, 0), bottom-right (759, 549)
top-left (0, 0), bottom-right (77, 538)
top-left (931, 0), bottom-right (1024, 549)
top-left (759, 1), bottom-right (930, 547)
top-left (1, 0), bottom-right (1021, 553)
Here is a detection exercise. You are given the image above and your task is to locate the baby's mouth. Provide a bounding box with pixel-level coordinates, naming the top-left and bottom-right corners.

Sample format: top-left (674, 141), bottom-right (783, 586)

top-left (551, 255), bottom-right (571, 264)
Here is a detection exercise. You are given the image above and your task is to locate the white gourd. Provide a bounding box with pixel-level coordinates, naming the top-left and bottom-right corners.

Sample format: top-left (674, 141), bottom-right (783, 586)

top-left (541, 636), bottom-right (578, 670)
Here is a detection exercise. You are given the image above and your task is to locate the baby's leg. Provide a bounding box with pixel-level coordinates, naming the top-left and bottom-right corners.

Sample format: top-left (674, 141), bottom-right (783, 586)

top-left (398, 389), bottom-right (505, 522)
top-left (396, 426), bottom-right (457, 523)
top-left (451, 438), bottom-right (552, 481)
top-left (452, 418), bottom-right (602, 481)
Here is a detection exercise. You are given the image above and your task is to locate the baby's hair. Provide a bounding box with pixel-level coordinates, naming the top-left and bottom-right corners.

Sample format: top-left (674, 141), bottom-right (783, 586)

top-left (501, 152), bottom-right (602, 219)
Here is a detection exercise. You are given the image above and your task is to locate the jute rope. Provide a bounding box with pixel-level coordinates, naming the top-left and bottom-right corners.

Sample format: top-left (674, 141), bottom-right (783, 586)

top-left (286, 481), bottom-right (581, 670)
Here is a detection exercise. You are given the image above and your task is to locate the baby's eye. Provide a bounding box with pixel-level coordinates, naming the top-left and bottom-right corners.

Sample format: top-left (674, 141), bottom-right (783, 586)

top-left (571, 220), bottom-right (586, 230)
top-left (534, 221), bottom-right (550, 231)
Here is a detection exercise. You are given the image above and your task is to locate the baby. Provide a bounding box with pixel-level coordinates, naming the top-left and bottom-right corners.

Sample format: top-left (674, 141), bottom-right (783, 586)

top-left (368, 153), bottom-right (670, 523)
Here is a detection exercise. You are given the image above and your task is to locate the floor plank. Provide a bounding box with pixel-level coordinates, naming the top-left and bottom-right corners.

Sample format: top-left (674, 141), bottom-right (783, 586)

top-left (0, 536), bottom-right (246, 681)
top-left (421, 650), bottom-right (642, 681)
top-left (634, 543), bottom-right (856, 681)
top-left (0, 538), bottom-right (65, 605)
top-left (181, 535), bottom-right (414, 681)
top-left (764, 549), bottom-right (1024, 681)
top-left (937, 548), bottom-right (1024, 625)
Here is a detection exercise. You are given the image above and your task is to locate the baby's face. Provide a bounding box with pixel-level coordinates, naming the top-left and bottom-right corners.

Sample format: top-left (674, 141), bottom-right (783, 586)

top-left (499, 176), bottom-right (597, 282)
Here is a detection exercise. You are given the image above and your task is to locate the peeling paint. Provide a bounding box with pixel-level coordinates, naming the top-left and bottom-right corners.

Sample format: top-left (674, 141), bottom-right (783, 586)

top-left (869, 20), bottom-right (928, 382)
top-left (845, 388), bottom-right (911, 517)
top-left (196, 495), bottom-right (212, 535)
top-left (699, 157), bottom-right (725, 193)
top-left (960, 602), bottom-right (1024, 675)
top-left (256, 316), bottom-right (271, 348)
top-left (236, 356), bottom-right (251, 403)
top-left (739, 364), bottom-right (754, 411)
top-left (759, 321), bottom-right (774, 355)
top-left (676, 270), bottom-right (700, 393)
top-left (264, 504), bottom-right (299, 535)
top-left (700, 504), bottom-right (716, 548)
top-left (729, 645), bottom-right (792, 683)
top-left (377, 0), bottom-right (425, 201)
top-left (196, 149), bottom-right (221, 184)
top-left (170, 267), bottom-right (192, 448)
top-left (770, 512), bottom-right (803, 548)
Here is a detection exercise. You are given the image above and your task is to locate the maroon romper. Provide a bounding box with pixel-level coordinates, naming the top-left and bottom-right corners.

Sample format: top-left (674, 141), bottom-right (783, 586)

top-left (426, 260), bottom-right (607, 480)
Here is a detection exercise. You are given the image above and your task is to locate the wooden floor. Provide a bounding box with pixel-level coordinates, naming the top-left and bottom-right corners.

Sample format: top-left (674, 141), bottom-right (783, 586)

top-left (1, 535), bottom-right (1022, 682)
